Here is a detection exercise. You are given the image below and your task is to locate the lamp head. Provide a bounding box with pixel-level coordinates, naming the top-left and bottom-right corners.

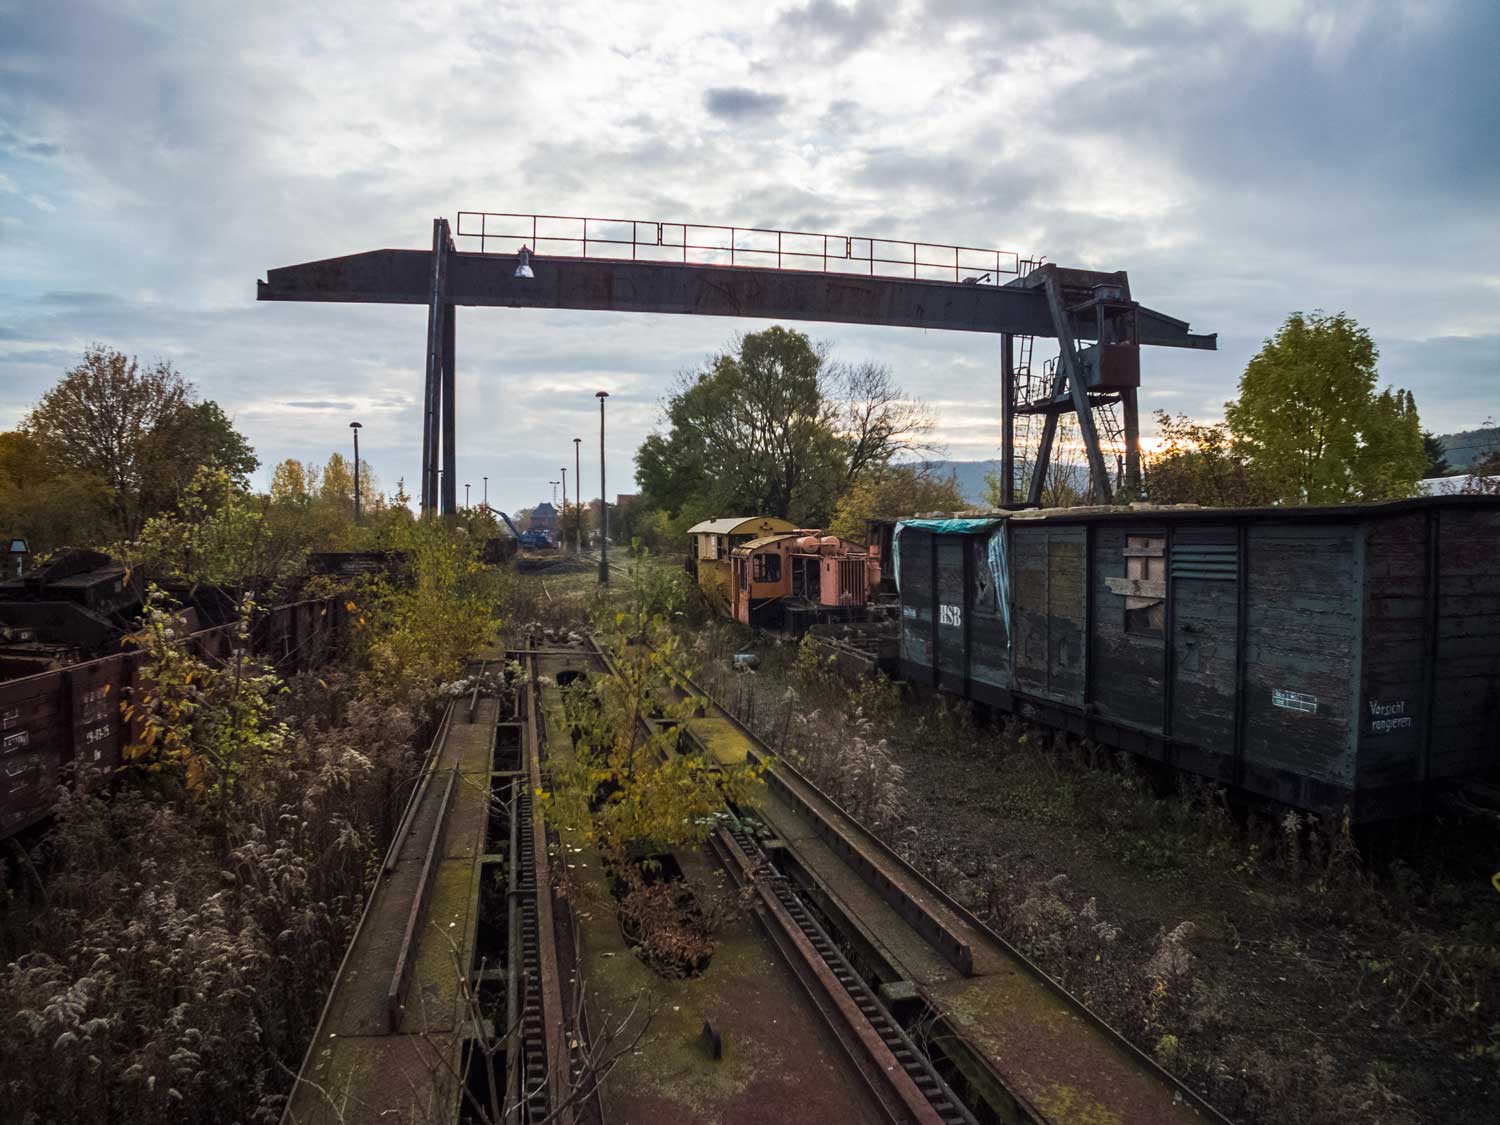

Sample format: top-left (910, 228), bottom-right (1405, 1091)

top-left (514, 246), bottom-right (535, 279)
top-left (349, 421), bottom-right (362, 430)
top-left (596, 390), bottom-right (609, 400)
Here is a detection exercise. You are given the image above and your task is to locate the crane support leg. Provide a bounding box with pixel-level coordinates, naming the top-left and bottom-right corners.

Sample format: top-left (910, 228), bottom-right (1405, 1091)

top-left (421, 218), bottom-right (452, 514)
top-left (1123, 387), bottom-right (1141, 498)
top-left (1001, 334), bottom-right (1016, 507)
top-left (442, 305), bottom-right (456, 515)
top-left (1042, 273), bottom-right (1113, 504)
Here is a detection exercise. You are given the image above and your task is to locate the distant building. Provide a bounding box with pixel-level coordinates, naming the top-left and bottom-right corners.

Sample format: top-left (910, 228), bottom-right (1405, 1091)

top-left (530, 501), bottom-right (558, 533)
top-left (615, 493), bottom-right (639, 510)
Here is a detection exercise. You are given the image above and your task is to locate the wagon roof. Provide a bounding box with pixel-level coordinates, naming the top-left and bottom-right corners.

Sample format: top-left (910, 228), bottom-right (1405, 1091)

top-left (734, 533), bottom-right (801, 553)
top-left (905, 494), bottom-right (1500, 529)
top-left (686, 516), bottom-right (797, 536)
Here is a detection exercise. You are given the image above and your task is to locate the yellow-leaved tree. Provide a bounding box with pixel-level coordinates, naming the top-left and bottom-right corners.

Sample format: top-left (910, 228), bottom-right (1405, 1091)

top-left (121, 588), bottom-right (290, 840)
top-left (358, 518), bottom-right (500, 714)
top-left (546, 607), bottom-right (765, 974)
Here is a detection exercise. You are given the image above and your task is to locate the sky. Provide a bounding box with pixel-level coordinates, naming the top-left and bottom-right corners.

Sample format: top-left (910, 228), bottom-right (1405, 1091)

top-left (2, 0), bottom-right (1497, 517)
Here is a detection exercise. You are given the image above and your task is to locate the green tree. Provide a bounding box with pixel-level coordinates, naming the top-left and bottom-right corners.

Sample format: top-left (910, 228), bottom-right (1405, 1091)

top-left (1141, 412), bottom-right (1276, 507)
top-left (320, 452), bottom-right (354, 507)
top-left (0, 430), bottom-right (113, 553)
top-left (122, 587), bottom-right (290, 838)
top-left (128, 467), bottom-right (310, 588)
top-left (636, 327), bottom-right (934, 526)
top-left (546, 610), bottom-right (764, 971)
top-left (139, 400), bottom-right (259, 513)
top-left (317, 451), bottom-right (376, 519)
top-left (1421, 430), bottom-right (1450, 478)
top-left (22, 345), bottom-right (256, 538)
top-left (1224, 312), bottom-right (1425, 504)
top-left (1353, 388), bottom-right (1427, 500)
top-left (827, 465), bottom-right (965, 539)
top-left (360, 518), bottom-right (499, 713)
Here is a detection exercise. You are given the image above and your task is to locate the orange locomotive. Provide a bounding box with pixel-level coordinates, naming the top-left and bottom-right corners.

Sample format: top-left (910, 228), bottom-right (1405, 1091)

top-left (727, 530), bottom-right (878, 631)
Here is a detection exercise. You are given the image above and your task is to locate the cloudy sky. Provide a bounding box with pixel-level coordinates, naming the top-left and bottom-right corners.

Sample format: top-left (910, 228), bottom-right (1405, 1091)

top-left (2, 0), bottom-right (1496, 515)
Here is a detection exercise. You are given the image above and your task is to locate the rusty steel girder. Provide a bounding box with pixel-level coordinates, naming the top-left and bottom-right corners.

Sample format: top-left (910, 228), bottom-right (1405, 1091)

top-left (257, 249), bottom-right (1215, 349)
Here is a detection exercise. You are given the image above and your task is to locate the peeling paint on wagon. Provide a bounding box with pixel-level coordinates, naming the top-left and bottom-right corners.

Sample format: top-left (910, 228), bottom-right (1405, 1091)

top-left (0, 597), bottom-right (347, 841)
top-left (898, 497), bottom-right (1500, 821)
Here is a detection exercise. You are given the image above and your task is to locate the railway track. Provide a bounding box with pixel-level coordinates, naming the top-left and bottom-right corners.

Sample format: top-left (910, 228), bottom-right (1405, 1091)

top-left (282, 629), bottom-right (1230, 1123)
top-left (577, 632), bottom-right (1231, 1125)
top-left (281, 650), bottom-right (575, 1125)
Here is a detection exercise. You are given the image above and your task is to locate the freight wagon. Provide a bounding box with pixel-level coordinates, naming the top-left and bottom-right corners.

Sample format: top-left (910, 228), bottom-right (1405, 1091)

top-left (895, 497), bottom-right (1500, 820)
top-left (0, 597), bottom-right (347, 840)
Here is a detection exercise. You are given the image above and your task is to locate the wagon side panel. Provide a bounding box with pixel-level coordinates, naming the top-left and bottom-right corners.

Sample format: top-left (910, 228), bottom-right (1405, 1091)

top-left (0, 672), bottom-right (69, 837)
top-left (1354, 511), bottom-right (1429, 807)
top-left (1430, 505), bottom-right (1500, 781)
top-left (1089, 524), bottom-right (1166, 734)
top-left (1242, 523), bottom-right (1359, 808)
top-left (898, 529), bottom-right (935, 681)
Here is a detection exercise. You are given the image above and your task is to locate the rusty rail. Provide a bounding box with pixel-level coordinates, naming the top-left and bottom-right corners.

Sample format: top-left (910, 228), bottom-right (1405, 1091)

top-left (712, 822), bottom-right (971, 1124)
top-left (667, 660), bottom-right (1231, 1125)
top-left (387, 766), bottom-right (458, 1031)
top-left (514, 647), bottom-right (572, 1125)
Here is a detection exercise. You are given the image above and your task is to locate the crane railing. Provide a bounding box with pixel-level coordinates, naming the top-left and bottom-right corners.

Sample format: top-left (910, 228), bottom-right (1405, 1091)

top-left (455, 211), bottom-right (1032, 285)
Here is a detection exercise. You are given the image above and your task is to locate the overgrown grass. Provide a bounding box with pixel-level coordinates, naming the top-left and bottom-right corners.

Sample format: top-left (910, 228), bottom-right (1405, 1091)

top-left (675, 615), bottom-right (1500, 1124)
top-left (0, 522), bottom-right (514, 1125)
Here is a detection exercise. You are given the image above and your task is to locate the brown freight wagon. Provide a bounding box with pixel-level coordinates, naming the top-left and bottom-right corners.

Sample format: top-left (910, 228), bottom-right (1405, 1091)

top-left (895, 497), bottom-right (1500, 820)
top-left (0, 597), bottom-right (346, 840)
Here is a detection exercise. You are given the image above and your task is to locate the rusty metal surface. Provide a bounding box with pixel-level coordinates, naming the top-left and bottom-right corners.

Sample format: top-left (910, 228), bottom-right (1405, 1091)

top-left (387, 767), bottom-right (458, 1031)
top-left (712, 825), bottom-right (954, 1125)
top-left (540, 647), bottom-right (893, 1125)
top-left (285, 689), bottom-right (501, 1125)
top-left (522, 650), bottom-right (573, 1125)
top-left (668, 661), bottom-right (1228, 1124)
top-left (257, 246), bottom-right (1216, 349)
top-left (1, 596), bottom-right (344, 841)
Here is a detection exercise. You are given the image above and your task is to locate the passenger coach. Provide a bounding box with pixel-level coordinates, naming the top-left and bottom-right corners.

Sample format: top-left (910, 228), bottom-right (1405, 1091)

top-left (895, 497), bottom-right (1500, 820)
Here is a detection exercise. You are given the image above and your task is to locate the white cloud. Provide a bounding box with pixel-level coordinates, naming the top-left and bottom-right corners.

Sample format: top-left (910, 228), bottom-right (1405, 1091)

top-left (0, 0), bottom-right (1496, 516)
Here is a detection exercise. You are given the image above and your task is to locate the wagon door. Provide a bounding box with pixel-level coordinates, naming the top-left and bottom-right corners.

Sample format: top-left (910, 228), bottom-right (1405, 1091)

top-left (934, 533), bottom-right (970, 693)
top-left (1169, 528), bottom-right (1240, 776)
top-left (1013, 524), bottom-right (1087, 706)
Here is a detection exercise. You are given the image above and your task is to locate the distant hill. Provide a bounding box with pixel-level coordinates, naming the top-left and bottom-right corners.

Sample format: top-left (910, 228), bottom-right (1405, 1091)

top-left (900, 459), bottom-right (1098, 506)
top-left (904, 460), bottom-right (1000, 506)
top-left (1435, 427), bottom-right (1498, 470)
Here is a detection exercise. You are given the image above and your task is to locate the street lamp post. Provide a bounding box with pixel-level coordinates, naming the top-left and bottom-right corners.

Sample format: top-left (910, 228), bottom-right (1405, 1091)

top-left (596, 392), bottom-right (609, 585)
top-left (465, 483), bottom-right (470, 510)
top-left (560, 467), bottom-right (568, 554)
top-left (573, 438), bottom-right (582, 555)
top-left (483, 476), bottom-right (488, 507)
top-left (349, 421), bottom-right (363, 524)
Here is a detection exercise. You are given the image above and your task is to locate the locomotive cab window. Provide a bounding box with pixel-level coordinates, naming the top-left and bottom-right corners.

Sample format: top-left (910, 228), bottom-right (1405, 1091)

top-left (752, 552), bottom-right (781, 583)
top-left (1121, 534), bottom-right (1166, 638)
